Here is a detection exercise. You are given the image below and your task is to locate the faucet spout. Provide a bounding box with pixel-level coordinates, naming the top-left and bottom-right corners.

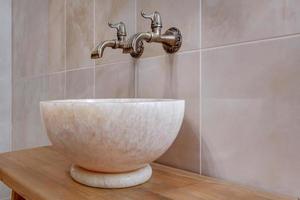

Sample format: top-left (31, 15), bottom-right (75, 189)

top-left (91, 40), bottom-right (116, 59)
top-left (131, 32), bottom-right (152, 53)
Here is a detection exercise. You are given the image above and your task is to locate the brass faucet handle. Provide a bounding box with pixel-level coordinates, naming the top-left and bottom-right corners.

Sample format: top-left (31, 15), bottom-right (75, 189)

top-left (141, 11), bottom-right (162, 29)
top-left (108, 22), bottom-right (127, 38)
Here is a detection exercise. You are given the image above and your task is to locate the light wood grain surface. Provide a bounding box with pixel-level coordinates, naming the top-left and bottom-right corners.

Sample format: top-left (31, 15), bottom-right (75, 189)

top-left (0, 146), bottom-right (295, 200)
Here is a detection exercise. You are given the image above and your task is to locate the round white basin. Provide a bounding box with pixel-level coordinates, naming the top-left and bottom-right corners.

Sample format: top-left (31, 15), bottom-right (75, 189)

top-left (40, 99), bottom-right (184, 188)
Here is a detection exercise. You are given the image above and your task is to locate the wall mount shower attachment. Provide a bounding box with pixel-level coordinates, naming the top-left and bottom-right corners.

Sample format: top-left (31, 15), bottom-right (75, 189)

top-left (91, 11), bottom-right (182, 59)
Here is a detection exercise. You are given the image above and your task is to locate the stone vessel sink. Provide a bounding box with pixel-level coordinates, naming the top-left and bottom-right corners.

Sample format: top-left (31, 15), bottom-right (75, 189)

top-left (40, 99), bottom-right (184, 188)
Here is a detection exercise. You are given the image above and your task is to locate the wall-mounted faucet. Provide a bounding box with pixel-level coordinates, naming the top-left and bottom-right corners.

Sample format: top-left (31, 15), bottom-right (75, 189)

top-left (91, 11), bottom-right (182, 59)
top-left (91, 22), bottom-right (132, 59)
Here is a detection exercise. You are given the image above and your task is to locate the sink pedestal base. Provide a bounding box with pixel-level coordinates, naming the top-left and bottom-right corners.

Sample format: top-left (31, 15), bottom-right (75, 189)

top-left (70, 164), bottom-right (152, 188)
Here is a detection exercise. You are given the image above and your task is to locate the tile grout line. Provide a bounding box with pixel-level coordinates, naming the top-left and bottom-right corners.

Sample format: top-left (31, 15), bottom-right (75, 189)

top-left (201, 32), bottom-right (300, 51)
top-left (66, 64), bottom-right (95, 71)
top-left (21, 59), bottom-right (136, 81)
top-left (96, 60), bottom-right (134, 68)
top-left (9, 0), bottom-right (13, 151)
top-left (134, 58), bottom-right (138, 98)
top-left (135, 49), bottom-right (202, 62)
top-left (64, 0), bottom-right (67, 99)
top-left (93, 0), bottom-right (96, 98)
top-left (134, 0), bottom-right (138, 98)
top-left (199, 0), bottom-right (202, 175)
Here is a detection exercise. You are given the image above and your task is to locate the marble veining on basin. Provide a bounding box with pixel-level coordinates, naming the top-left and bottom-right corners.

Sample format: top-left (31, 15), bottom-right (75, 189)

top-left (40, 99), bottom-right (184, 188)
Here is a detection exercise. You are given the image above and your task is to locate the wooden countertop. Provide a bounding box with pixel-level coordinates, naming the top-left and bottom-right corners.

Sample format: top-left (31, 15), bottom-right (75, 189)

top-left (0, 146), bottom-right (295, 200)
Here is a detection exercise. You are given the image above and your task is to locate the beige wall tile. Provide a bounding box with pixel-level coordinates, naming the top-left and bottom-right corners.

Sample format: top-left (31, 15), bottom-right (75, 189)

top-left (48, 0), bottom-right (65, 73)
top-left (94, 0), bottom-right (135, 65)
top-left (137, 52), bottom-right (201, 172)
top-left (66, 68), bottom-right (94, 99)
top-left (95, 62), bottom-right (134, 98)
top-left (285, 0), bottom-right (300, 35)
top-left (45, 72), bottom-right (65, 100)
top-left (66, 0), bottom-right (94, 69)
top-left (12, 77), bottom-right (50, 150)
top-left (202, 0), bottom-right (300, 48)
top-left (136, 0), bottom-right (201, 58)
top-left (12, 0), bottom-right (48, 79)
top-left (202, 36), bottom-right (300, 197)
top-left (12, 73), bottom-right (64, 150)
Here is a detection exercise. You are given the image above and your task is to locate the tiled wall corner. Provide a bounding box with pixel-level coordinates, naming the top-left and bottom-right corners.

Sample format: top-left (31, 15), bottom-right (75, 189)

top-left (201, 0), bottom-right (300, 197)
top-left (0, 0), bottom-right (12, 198)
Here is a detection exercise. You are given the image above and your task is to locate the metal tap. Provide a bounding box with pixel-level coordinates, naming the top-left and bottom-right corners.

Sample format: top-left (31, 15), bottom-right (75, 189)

top-left (91, 22), bottom-right (131, 59)
top-left (130, 11), bottom-right (182, 56)
top-left (91, 21), bottom-right (143, 59)
top-left (91, 11), bottom-right (182, 59)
